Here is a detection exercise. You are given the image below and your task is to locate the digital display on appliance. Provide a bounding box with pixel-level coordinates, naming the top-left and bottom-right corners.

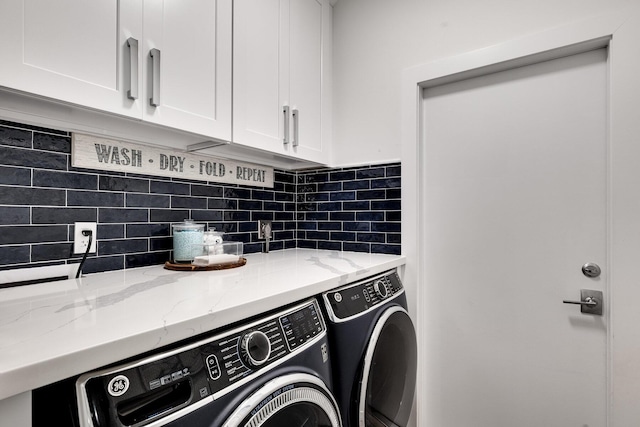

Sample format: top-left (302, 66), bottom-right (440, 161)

top-left (330, 284), bottom-right (370, 319)
top-left (280, 304), bottom-right (322, 349)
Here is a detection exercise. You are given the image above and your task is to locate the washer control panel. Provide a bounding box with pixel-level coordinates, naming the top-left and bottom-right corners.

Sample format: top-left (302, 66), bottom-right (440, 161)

top-left (201, 318), bottom-right (285, 390)
top-left (200, 299), bottom-right (323, 395)
top-left (324, 270), bottom-right (404, 321)
top-left (77, 299), bottom-right (325, 427)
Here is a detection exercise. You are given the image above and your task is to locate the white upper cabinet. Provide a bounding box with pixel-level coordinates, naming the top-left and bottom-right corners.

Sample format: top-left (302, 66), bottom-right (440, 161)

top-left (0, 0), bottom-right (232, 142)
top-left (0, 0), bottom-right (331, 168)
top-left (0, 0), bottom-right (142, 118)
top-left (142, 0), bottom-right (232, 140)
top-left (233, 0), bottom-right (332, 165)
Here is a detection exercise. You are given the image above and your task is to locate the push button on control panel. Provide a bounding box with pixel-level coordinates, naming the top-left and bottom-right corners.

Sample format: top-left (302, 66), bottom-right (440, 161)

top-left (206, 354), bottom-right (221, 380)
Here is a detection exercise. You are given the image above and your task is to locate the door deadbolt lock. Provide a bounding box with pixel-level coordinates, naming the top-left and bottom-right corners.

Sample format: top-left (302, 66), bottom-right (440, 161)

top-left (562, 289), bottom-right (603, 316)
top-left (582, 263), bottom-right (601, 278)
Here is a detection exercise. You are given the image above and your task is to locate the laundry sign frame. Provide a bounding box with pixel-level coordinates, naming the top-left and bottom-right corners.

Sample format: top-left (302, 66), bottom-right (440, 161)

top-left (72, 134), bottom-right (274, 188)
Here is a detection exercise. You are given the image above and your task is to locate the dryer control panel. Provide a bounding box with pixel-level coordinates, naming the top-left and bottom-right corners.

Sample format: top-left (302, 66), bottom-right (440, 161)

top-left (323, 270), bottom-right (404, 321)
top-left (76, 299), bottom-right (326, 427)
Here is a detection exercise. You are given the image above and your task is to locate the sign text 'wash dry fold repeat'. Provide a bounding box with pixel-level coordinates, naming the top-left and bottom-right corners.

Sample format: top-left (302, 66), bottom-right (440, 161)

top-left (71, 134), bottom-right (274, 188)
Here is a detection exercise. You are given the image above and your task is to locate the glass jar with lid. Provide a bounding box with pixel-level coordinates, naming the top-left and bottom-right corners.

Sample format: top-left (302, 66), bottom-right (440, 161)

top-left (171, 219), bottom-right (205, 262)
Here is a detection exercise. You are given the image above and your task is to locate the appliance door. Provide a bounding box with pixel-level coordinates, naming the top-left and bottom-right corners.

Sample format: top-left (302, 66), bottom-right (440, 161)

top-left (359, 307), bottom-right (417, 427)
top-left (222, 373), bottom-right (341, 427)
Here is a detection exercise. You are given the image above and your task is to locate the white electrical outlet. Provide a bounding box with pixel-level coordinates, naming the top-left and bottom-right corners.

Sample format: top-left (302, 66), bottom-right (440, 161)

top-left (73, 222), bottom-right (97, 254)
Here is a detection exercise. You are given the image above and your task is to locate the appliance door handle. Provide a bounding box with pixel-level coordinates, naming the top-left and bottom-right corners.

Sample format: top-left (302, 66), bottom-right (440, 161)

top-left (126, 37), bottom-right (139, 100)
top-left (292, 108), bottom-right (299, 147)
top-left (149, 48), bottom-right (161, 107)
top-left (283, 105), bottom-right (290, 144)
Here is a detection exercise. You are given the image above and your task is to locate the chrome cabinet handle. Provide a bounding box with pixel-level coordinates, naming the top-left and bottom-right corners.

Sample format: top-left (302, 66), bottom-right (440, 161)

top-left (126, 37), bottom-right (138, 100)
top-left (149, 48), bottom-right (161, 107)
top-left (562, 289), bottom-right (603, 315)
top-left (292, 108), bottom-right (299, 147)
top-left (283, 106), bottom-right (290, 144)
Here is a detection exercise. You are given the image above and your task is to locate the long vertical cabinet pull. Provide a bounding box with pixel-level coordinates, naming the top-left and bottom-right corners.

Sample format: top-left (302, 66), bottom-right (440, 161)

top-left (283, 105), bottom-right (290, 144)
top-left (149, 48), bottom-right (161, 107)
top-left (126, 38), bottom-right (139, 100)
top-left (292, 109), bottom-right (299, 147)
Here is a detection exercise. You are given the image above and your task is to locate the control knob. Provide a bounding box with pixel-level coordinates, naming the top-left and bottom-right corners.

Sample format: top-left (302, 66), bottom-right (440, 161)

top-left (239, 331), bottom-right (271, 368)
top-left (374, 279), bottom-right (388, 299)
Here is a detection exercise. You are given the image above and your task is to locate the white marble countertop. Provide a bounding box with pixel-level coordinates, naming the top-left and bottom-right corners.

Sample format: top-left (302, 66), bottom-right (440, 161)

top-left (0, 249), bottom-right (405, 401)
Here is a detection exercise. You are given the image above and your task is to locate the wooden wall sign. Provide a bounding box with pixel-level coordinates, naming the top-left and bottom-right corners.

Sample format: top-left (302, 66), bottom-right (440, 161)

top-left (72, 134), bottom-right (274, 188)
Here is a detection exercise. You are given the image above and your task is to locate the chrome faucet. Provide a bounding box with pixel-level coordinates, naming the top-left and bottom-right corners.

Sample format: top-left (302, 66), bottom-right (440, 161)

top-left (258, 220), bottom-right (272, 253)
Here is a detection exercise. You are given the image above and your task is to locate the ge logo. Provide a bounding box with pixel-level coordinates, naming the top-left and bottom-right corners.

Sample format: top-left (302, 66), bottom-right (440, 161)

top-left (107, 375), bottom-right (130, 397)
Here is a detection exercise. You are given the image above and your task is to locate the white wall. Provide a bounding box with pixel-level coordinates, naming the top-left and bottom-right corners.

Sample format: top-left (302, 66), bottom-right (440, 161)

top-left (331, 0), bottom-right (634, 167)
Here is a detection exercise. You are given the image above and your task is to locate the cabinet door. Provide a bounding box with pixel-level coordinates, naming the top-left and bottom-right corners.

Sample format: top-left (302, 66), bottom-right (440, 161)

top-left (233, 0), bottom-right (288, 153)
top-left (0, 0), bottom-right (142, 118)
top-left (289, 0), bottom-right (327, 162)
top-left (143, 0), bottom-right (232, 141)
top-left (234, 0), bottom-right (330, 164)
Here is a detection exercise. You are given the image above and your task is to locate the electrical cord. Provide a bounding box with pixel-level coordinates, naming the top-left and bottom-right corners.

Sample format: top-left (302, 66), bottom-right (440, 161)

top-left (75, 230), bottom-right (93, 279)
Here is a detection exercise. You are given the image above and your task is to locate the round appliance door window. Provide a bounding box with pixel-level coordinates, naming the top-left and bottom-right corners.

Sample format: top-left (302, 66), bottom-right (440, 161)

top-left (222, 374), bottom-right (341, 427)
top-left (258, 401), bottom-right (334, 427)
top-left (359, 307), bottom-right (418, 427)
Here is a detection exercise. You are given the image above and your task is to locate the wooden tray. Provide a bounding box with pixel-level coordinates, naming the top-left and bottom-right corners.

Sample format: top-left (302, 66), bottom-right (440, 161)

top-left (164, 257), bottom-right (247, 271)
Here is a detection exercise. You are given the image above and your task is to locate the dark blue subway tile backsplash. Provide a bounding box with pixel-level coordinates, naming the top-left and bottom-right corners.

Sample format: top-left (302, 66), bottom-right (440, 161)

top-left (32, 207), bottom-right (96, 224)
top-left (0, 165), bottom-right (31, 186)
top-left (0, 246), bottom-right (31, 264)
top-left (0, 186), bottom-right (66, 206)
top-left (0, 206), bottom-right (30, 225)
top-left (1, 145), bottom-right (68, 170)
top-left (0, 120), bottom-right (401, 279)
top-left (296, 163), bottom-right (401, 255)
top-left (33, 133), bottom-right (70, 153)
top-left (0, 127), bottom-right (32, 148)
top-left (100, 176), bottom-right (149, 192)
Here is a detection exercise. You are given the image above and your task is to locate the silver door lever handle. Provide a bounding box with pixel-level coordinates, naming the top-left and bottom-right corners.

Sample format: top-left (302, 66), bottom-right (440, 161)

top-left (562, 297), bottom-right (597, 306)
top-left (562, 289), bottom-right (603, 315)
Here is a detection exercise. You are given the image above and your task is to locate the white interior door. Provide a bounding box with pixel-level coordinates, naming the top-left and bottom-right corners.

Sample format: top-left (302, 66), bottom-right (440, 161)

top-left (422, 48), bottom-right (608, 426)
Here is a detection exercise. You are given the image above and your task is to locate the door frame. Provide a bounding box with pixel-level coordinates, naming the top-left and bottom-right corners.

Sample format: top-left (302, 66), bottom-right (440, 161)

top-left (402, 6), bottom-right (640, 426)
